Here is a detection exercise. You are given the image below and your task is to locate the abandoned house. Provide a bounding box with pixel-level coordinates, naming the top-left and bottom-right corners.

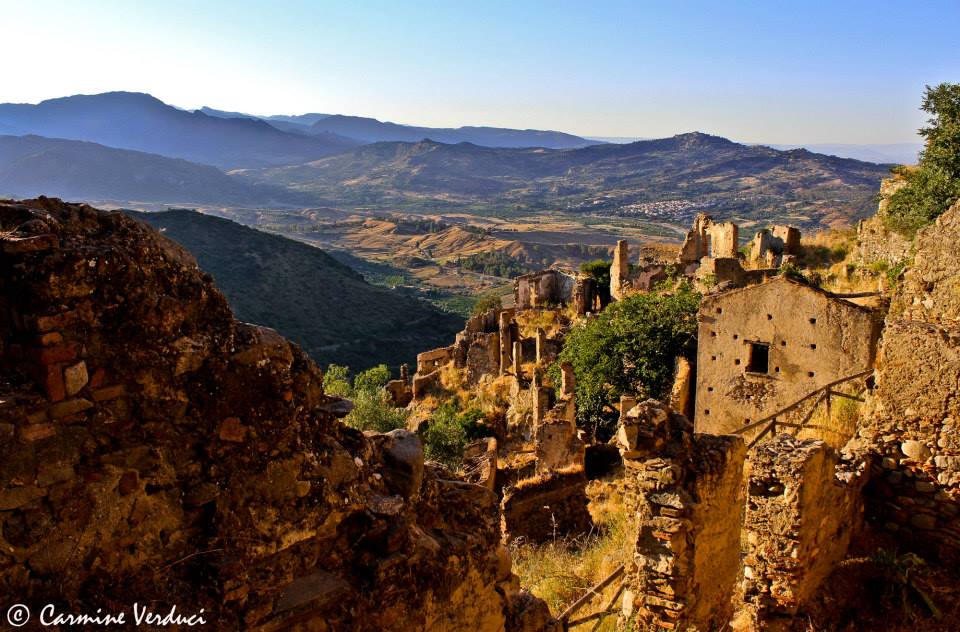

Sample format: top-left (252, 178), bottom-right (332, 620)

top-left (694, 276), bottom-right (882, 436)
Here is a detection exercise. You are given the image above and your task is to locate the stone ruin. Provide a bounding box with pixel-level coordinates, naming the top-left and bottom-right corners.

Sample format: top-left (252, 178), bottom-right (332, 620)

top-left (602, 199), bottom-right (960, 630)
top-left (513, 268), bottom-right (597, 315)
top-left (740, 434), bottom-right (865, 627)
top-left (0, 198), bottom-right (558, 632)
top-left (412, 270), bottom-right (590, 403)
top-left (385, 362), bottom-right (413, 407)
top-left (611, 239), bottom-right (669, 299)
top-left (749, 225), bottom-right (801, 268)
top-left (673, 211), bottom-right (794, 290)
top-left (610, 214), bottom-right (801, 303)
top-left (613, 397), bottom-right (871, 631)
top-left (616, 399), bottom-right (746, 631)
top-left (677, 213), bottom-right (741, 266)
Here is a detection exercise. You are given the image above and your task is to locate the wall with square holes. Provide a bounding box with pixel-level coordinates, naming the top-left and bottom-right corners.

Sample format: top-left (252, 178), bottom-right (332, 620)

top-left (694, 276), bottom-right (881, 435)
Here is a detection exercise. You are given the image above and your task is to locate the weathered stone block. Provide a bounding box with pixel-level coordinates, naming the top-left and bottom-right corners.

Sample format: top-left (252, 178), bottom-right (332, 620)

top-left (63, 361), bottom-right (88, 396)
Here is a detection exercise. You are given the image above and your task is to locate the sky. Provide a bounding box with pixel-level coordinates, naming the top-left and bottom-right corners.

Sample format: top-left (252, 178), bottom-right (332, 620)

top-left (2, 0), bottom-right (957, 144)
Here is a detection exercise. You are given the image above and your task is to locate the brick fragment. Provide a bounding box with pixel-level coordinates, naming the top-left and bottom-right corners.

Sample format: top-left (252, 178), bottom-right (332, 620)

top-left (19, 423), bottom-right (56, 442)
top-left (30, 344), bottom-right (76, 365)
top-left (49, 398), bottom-right (93, 419)
top-left (92, 385), bottom-right (125, 401)
top-left (89, 368), bottom-right (106, 389)
top-left (39, 365), bottom-right (66, 402)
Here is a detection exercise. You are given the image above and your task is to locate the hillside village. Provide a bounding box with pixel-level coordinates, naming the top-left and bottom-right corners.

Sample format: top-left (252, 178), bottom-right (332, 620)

top-left (1, 82), bottom-right (958, 631)
top-left (1, 172), bottom-right (958, 629)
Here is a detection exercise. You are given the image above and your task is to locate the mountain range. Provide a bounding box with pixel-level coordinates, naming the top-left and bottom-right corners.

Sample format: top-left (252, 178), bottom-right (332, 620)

top-left (199, 106), bottom-right (594, 148)
top-left (0, 92), bottom-right (896, 229)
top-left (239, 133), bottom-right (892, 227)
top-left (0, 134), bottom-right (304, 205)
top-left (129, 208), bottom-right (463, 369)
top-left (0, 92), bottom-right (358, 168)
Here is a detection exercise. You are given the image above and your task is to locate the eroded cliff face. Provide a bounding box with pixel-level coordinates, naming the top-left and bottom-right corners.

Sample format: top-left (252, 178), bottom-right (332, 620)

top-left (0, 198), bottom-right (554, 631)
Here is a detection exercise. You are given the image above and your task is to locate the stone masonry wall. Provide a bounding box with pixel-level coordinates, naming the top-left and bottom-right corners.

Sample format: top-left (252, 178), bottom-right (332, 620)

top-left (617, 400), bottom-right (746, 631)
top-left (0, 198), bottom-right (555, 632)
top-left (742, 435), bottom-right (865, 625)
top-left (855, 200), bottom-right (960, 560)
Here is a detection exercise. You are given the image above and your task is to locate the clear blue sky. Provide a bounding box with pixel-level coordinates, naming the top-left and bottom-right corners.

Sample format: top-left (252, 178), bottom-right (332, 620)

top-left (3, 0), bottom-right (957, 143)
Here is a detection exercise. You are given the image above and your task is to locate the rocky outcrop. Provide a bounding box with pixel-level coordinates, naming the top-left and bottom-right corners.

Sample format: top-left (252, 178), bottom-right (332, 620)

top-left (0, 198), bottom-right (555, 631)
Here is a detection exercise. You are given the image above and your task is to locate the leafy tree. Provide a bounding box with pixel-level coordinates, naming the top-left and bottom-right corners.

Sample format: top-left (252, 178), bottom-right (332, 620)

top-left (556, 286), bottom-right (701, 439)
top-left (471, 290), bottom-right (504, 316)
top-left (885, 83), bottom-right (960, 236)
top-left (353, 363), bottom-right (392, 393)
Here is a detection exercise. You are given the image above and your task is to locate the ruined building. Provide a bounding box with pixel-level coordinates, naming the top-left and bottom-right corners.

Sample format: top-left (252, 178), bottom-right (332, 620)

top-left (0, 198), bottom-right (557, 632)
top-left (749, 225), bottom-right (801, 268)
top-left (677, 213), bottom-right (740, 266)
top-left (695, 276), bottom-right (881, 437)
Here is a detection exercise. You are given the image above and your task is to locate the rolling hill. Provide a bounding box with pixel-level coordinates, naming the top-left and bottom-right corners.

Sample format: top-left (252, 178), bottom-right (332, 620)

top-left (127, 209), bottom-right (464, 370)
top-left (306, 114), bottom-right (595, 148)
top-left (0, 135), bottom-right (305, 205)
top-left (240, 132), bottom-right (893, 228)
top-left (0, 92), bottom-right (358, 169)
top-left (199, 107), bottom-right (594, 148)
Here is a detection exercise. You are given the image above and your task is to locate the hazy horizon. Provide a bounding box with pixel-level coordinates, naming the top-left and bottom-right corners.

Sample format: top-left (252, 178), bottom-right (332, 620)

top-left (4, 1), bottom-right (958, 144)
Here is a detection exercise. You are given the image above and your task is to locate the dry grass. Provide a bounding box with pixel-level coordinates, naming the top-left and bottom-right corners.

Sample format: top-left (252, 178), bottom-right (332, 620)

top-left (511, 496), bottom-right (629, 631)
top-left (797, 388), bottom-right (863, 450)
top-left (515, 307), bottom-right (568, 338)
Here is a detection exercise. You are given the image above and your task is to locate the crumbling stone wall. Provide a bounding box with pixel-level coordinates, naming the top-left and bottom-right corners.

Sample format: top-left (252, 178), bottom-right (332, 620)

top-left (855, 201), bottom-right (960, 559)
top-left (696, 276), bottom-right (881, 436)
top-left (609, 240), bottom-right (668, 299)
top-left (750, 226), bottom-right (801, 267)
top-left (677, 213), bottom-right (739, 264)
top-left (514, 270), bottom-right (577, 309)
top-left (741, 435), bottom-right (865, 624)
top-left (616, 400), bottom-right (746, 631)
top-left (500, 470), bottom-right (592, 544)
top-left (855, 178), bottom-right (913, 267)
top-left (0, 198), bottom-right (555, 632)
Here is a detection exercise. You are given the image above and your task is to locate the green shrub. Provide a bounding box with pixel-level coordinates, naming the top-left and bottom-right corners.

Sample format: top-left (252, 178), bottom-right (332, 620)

top-left (422, 399), bottom-right (486, 467)
top-left (344, 388), bottom-right (409, 433)
top-left (580, 259), bottom-right (612, 303)
top-left (323, 364), bottom-right (352, 397)
top-left (556, 285), bottom-right (700, 440)
top-left (472, 291), bottom-right (504, 316)
top-left (885, 83), bottom-right (960, 237)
